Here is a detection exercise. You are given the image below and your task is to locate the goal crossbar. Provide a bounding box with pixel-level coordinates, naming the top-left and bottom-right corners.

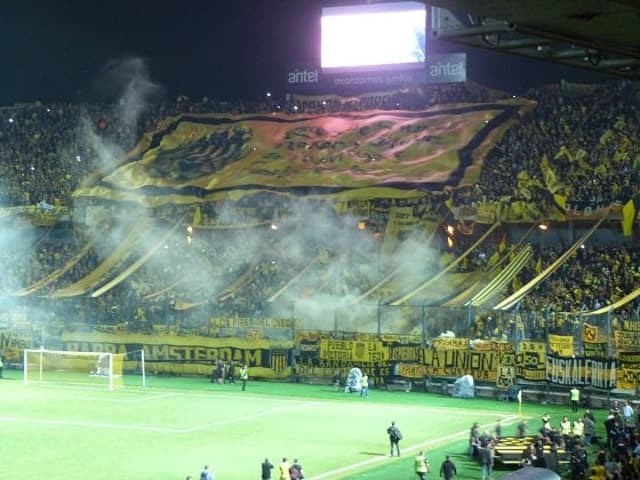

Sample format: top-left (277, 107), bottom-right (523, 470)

top-left (23, 349), bottom-right (145, 390)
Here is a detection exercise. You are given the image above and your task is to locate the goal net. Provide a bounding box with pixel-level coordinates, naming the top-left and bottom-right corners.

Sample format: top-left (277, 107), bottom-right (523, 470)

top-left (23, 349), bottom-right (146, 390)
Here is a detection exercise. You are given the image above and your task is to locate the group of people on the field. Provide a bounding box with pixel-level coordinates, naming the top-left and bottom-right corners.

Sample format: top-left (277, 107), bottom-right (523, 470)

top-left (468, 420), bottom-right (501, 480)
top-left (210, 360), bottom-right (248, 390)
top-left (513, 398), bottom-right (640, 479)
top-left (260, 456), bottom-right (304, 480)
top-left (385, 420), bottom-right (459, 480)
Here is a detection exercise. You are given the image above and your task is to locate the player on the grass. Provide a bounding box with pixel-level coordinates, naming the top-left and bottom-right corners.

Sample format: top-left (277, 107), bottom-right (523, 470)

top-left (261, 457), bottom-right (273, 479)
top-left (414, 451), bottom-right (430, 480)
top-left (279, 458), bottom-right (290, 480)
top-left (289, 458), bottom-right (304, 479)
top-left (240, 363), bottom-right (249, 391)
top-left (200, 464), bottom-right (213, 480)
top-left (439, 455), bottom-right (457, 480)
top-left (387, 421), bottom-right (402, 457)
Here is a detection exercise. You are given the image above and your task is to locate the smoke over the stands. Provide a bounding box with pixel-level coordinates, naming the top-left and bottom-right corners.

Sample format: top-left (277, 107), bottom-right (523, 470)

top-left (74, 199), bottom-right (440, 335)
top-left (79, 57), bottom-right (164, 173)
top-left (1, 198), bottom-right (442, 338)
top-left (264, 201), bottom-right (438, 333)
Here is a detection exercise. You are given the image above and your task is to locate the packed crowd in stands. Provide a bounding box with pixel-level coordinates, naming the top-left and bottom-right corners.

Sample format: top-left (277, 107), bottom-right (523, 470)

top-left (1, 81), bottom-right (638, 209)
top-left (478, 81), bottom-right (640, 205)
top-left (1, 80), bottom-right (640, 342)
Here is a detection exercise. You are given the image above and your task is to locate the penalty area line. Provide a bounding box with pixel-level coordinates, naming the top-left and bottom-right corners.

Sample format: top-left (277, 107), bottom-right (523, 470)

top-left (307, 415), bottom-right (527, 480)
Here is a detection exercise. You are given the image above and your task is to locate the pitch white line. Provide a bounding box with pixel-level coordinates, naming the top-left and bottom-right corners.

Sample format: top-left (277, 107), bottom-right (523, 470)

top-left (181, 401), bottom-right (318, 432)
top-left (307, 415), bottom-right (526, 480)
top-left (0, 400), bottom-right (319, 434)
top-left (0, 416), bottom-right (182, 432)
top-left (127, 392), bottom-right (178, 403)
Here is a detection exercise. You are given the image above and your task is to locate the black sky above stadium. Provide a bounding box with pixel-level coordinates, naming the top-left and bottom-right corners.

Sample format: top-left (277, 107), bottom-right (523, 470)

top-left (1, 0), bottom-right (613, 106)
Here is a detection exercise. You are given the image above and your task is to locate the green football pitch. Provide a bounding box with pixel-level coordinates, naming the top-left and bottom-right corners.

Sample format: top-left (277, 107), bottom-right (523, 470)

top-left (1, 369), bottom-right (590, 479)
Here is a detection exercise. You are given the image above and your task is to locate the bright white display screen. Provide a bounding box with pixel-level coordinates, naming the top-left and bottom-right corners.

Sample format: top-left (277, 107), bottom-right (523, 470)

top-left (321, 1), bottom-right (426, 71)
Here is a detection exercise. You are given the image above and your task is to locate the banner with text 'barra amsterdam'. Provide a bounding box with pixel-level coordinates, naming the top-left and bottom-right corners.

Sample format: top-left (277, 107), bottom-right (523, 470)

top-left (61, 332), bottom-right (293, 378)
top-left (74, 100), bottom-right (532, 207)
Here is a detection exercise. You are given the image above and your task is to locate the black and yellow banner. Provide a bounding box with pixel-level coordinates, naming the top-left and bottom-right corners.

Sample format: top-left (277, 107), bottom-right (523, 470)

top-left (516, 341), bottom-right (546, 381)
top-left (618, 352), bottom-right (640, 390)
top-left (73, 101), bottom-right (531, 207)
top-left (422, 348), bottom-right (512, 381)
top-left (496, 365), bottom-right (516, 388)
top-left (613, 320), bottom-right (640, 352)
top-left (548, 334), bottom-right (574, 356)
top-left (388, 344), bottom-right (424, 363)
top-left (431, 337), bottom-right (468, 350)
top-left (582, 323), bottom-right (599, 343)
top-left (319, 339), bottom-right (389, 363)
top-left (61, 332), bottom-right (293, 377)
top-left (583, 342), bottom-right (608, 358)
top-left (545, 354), bottom-right (616, 390)
top-left (614, 329), bottom-right (640, 352)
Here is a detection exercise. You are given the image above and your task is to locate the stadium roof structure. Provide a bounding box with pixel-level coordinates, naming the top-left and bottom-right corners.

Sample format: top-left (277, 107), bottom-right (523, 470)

top-left (428, 0), bottom-right (640, 79)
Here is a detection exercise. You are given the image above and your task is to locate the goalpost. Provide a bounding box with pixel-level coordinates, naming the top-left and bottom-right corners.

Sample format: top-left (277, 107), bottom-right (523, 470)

top-left (23, 348), bottom-right (146, 390)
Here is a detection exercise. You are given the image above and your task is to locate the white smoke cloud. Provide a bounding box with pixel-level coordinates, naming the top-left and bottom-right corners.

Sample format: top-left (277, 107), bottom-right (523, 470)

top-left (80, 57), bottom-right (164, 173)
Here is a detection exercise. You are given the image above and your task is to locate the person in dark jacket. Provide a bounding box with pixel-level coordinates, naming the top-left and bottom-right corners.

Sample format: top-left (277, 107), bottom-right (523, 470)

top-left (439, 455), bottom-right (457, 479)
top-left (387, 421), bottom-right (403, 456)
top-left (261, 458), bottom-right (274, 480)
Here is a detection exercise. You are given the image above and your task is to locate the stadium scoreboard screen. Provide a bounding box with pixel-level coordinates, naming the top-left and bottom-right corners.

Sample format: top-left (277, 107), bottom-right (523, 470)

top-left (285, 2), bottom-right (465, 93)
top-left (321, 1), bottom-right (426, 72)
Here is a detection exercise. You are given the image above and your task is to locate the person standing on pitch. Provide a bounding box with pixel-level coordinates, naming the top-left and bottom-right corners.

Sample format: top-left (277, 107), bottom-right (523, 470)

top-left (387, 421), bottom-right (403, 456)
top-left (289, 458), bottom-right (304, 479)
top-left (479, 444), bottom-right (494, 480)
top-left (199, 465), bottom-right (213, 480)
top-left (414, 451), bottom-right (430, 479)
top-left (227, 360), bottom-right (236, 384)
top-left (439, 456), bottom-right (457, 480)
top-left (279, 458), bottom-right (290, 480)
top-left (240, 363), bottom-right (248, 391)
top-left (360, 372), bottom-right (369, 398)
top-left (570, 386), bottom-right (580, 412)
top-left (261, 457), bottom-right (274, 480)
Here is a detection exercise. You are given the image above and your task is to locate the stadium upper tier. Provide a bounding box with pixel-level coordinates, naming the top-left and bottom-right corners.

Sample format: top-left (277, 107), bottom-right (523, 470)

top-left (1, 81), bottom-right (638, 214)
top-left (1, 80), bottom-right (640, 341)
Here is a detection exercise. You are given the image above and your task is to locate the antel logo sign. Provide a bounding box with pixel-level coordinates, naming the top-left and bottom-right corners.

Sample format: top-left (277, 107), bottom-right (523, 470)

top-left (287, 68), bottom-right (320, 84)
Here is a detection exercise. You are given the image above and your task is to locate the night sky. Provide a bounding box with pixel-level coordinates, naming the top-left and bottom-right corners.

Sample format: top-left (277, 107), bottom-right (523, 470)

top-left (1, 0), bottom-right (613, 106)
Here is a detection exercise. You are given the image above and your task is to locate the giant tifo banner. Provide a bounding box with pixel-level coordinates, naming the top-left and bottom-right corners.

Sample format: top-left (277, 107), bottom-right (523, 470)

top-left (545, 354), bottom-right (617, 390)
top-left (61, 332), bottom-right (293, 378)
top-left (73, 99), bottom-right (531, 207)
